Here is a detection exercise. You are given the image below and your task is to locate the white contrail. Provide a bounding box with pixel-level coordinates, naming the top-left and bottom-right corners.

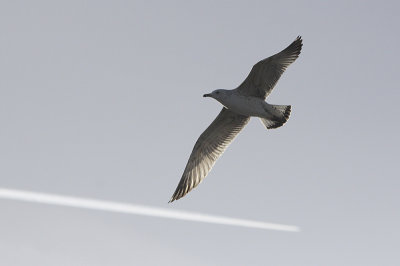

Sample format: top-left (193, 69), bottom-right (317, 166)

top-left (0, 188), bottom-right (299, 232)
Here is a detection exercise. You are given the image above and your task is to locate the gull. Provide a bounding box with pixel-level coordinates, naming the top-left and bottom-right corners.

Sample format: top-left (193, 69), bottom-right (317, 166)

top-left (169, 36), bottom-right (303, 202)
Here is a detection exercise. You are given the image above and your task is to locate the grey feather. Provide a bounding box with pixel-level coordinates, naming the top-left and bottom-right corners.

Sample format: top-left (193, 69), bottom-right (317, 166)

top-left (169, 108), bottom-right (249, 202)
top-left (237, 36), bottom-right (302, 99)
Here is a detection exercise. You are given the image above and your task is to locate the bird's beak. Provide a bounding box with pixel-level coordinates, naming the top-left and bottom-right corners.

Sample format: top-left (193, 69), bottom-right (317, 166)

top-left (203, 93), bottom-right (211, 97)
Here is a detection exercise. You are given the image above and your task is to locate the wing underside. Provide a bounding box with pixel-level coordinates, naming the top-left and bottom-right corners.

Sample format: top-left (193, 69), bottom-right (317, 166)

top-left (169, 108), bottom-right (249, 202)
top-left (237, 36), bottom-right (302, 99)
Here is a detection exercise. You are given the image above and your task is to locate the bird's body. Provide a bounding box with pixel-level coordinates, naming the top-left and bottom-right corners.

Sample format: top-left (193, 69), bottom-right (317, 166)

top-left (210, 90), bottom-right (289, 121)
top-left (169, 36), bottom-right (303, 202)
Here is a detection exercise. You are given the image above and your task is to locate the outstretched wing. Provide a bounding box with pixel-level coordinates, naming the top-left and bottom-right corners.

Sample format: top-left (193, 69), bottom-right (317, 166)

top-left (237, 36), bottom-right (303, 99)
top-left (169, 108), bottom-right (249, 202)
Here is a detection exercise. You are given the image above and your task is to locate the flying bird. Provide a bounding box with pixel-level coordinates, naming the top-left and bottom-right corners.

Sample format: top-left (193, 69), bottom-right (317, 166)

top-left (169, 36), bottom-right (303, 202)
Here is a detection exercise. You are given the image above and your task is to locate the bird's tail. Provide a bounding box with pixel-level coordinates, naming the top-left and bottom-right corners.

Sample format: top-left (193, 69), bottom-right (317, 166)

top-left (260, 104), bottom-right (291, 129)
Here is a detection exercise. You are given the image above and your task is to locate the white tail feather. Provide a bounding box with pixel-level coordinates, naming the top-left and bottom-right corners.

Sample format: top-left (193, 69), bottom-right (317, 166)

top-left (260, 105), bottom-right (291, 129)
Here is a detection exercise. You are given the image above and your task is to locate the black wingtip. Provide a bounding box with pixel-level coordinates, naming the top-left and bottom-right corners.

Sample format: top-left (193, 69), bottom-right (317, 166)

top-left (168, 194), bottom-right (175, 203)
top-left (296, 36), bottom-right (303, 48)
top-left (293, 35), bottom-right (303, 47)
top-left (282, 36), bottom-right (303, 59)
top-left (168, 191), bottom-right (181, 203)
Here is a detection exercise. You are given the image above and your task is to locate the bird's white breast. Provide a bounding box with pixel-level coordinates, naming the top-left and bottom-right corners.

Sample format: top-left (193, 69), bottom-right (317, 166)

top-left (220, 94), bottom-right (266, 117)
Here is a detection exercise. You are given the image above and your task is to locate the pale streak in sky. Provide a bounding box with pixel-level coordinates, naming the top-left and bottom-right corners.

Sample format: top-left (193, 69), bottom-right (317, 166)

top-left (0, 188), bottom-right (299, 232)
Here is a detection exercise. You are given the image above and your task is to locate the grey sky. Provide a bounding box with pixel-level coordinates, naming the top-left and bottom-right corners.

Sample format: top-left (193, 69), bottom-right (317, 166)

top-left (1, 1), bottom-right (399, 265)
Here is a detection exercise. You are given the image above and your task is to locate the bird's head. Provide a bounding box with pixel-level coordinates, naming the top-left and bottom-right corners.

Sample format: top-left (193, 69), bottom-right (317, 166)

top-left (203, 89), bottom-right (228, 101)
